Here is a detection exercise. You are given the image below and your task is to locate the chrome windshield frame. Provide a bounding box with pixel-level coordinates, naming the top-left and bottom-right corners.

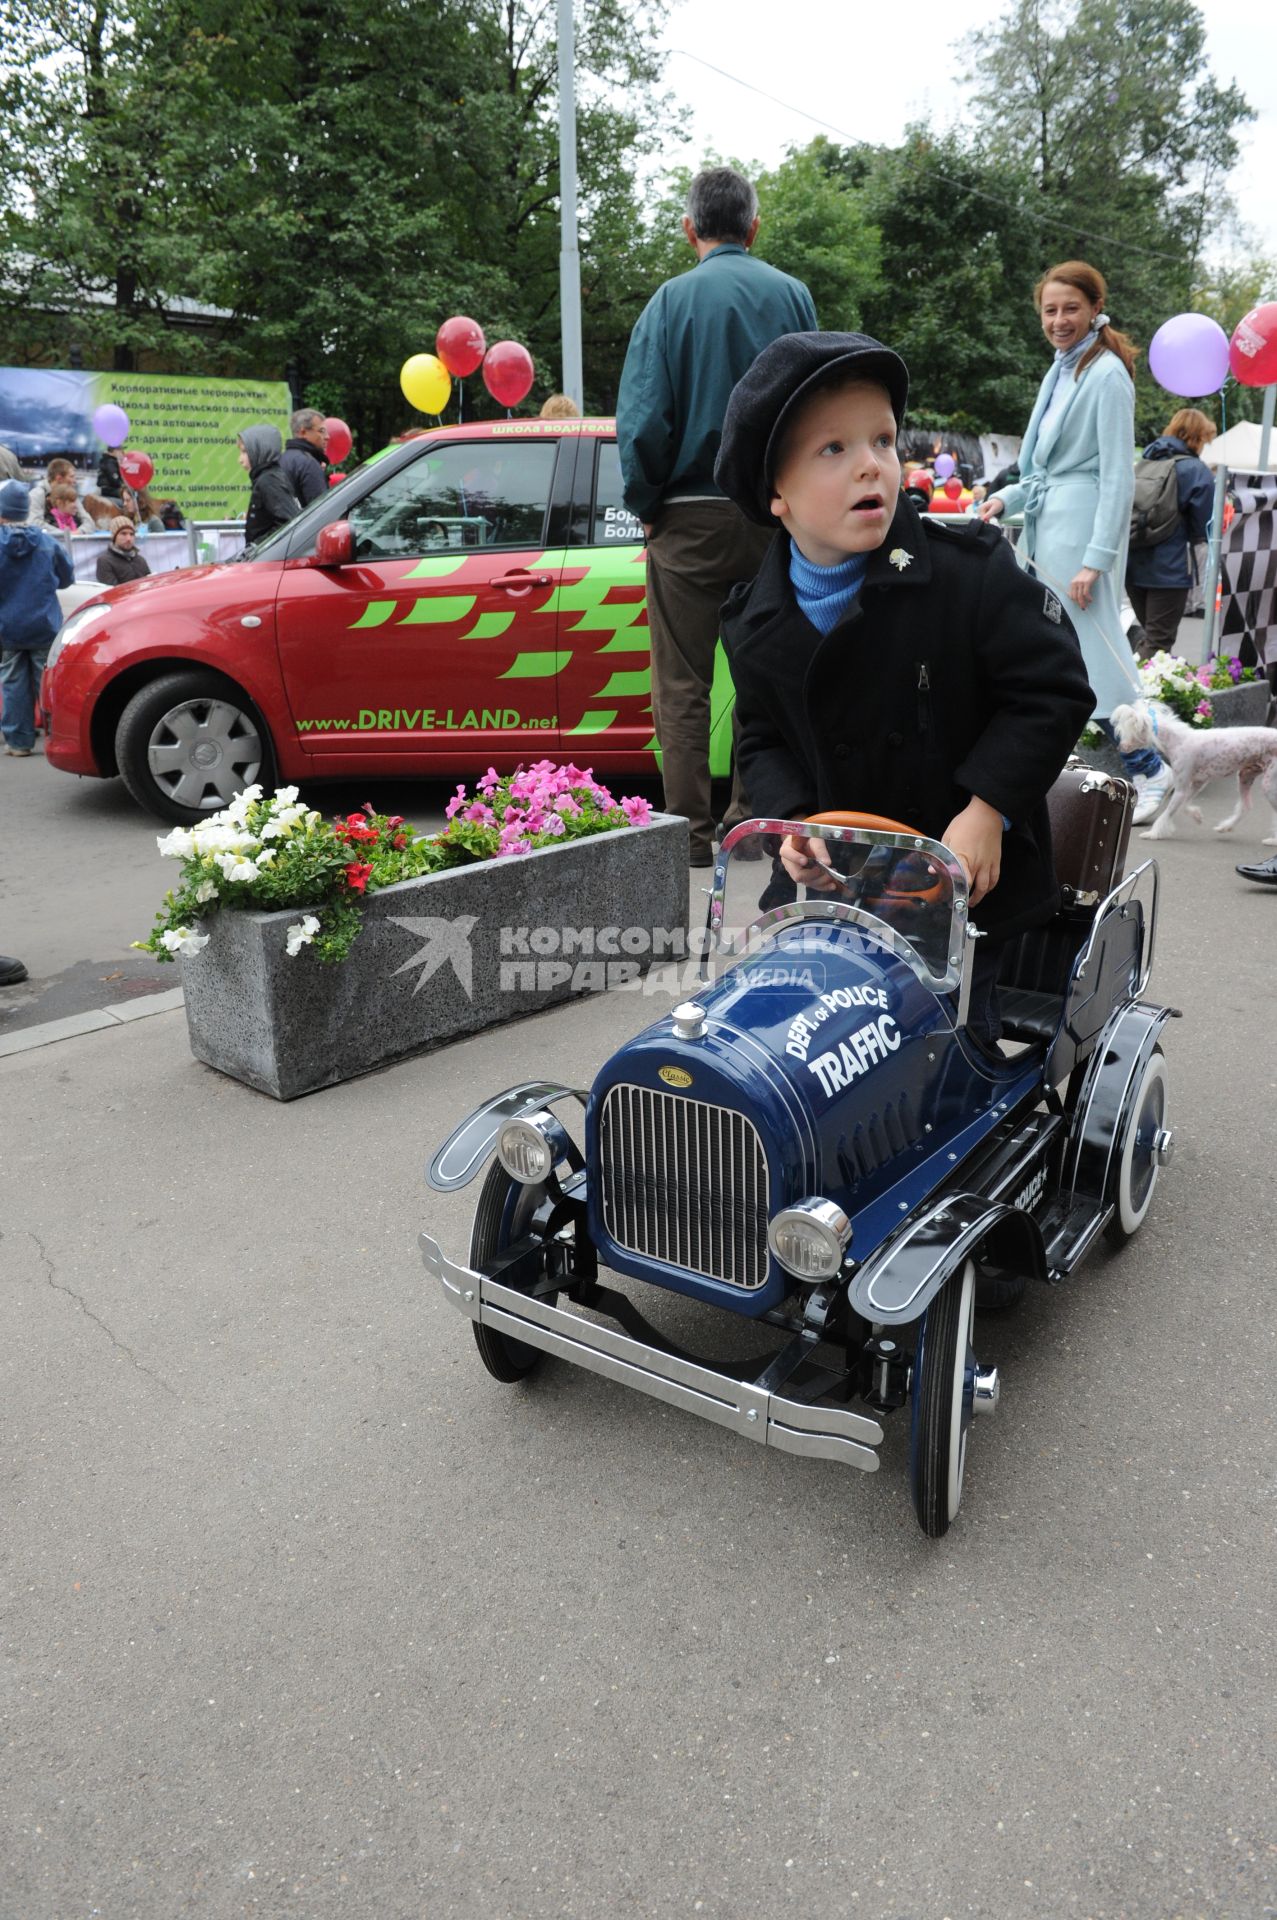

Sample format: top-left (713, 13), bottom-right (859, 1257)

top-left (706, 818), bottom-right (973, 1000)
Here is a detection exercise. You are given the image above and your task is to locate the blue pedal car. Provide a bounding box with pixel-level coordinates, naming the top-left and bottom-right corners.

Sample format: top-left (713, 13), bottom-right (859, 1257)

top-left (421, 770), bottom-right (1176, 1536)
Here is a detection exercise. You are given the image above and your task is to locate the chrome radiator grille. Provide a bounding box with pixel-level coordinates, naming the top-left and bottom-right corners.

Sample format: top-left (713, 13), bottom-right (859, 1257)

top-left (598, 1082), bottom-right (771, 1289)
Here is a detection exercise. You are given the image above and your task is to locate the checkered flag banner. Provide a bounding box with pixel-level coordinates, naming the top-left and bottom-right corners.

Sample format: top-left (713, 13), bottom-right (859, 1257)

top-left (1219, 472), bottom-right (1277, 667)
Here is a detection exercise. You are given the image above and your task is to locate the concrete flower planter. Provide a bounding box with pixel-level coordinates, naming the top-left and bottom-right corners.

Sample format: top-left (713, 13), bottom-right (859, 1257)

top-left (1207, 681), bottom-right (1272, 728)
top-left (180, 812), bottom-right (689, 1098)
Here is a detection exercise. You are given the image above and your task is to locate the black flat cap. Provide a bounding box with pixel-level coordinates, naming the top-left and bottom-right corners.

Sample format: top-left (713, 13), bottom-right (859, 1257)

top-left (715, 331), bottom-right (910, 526)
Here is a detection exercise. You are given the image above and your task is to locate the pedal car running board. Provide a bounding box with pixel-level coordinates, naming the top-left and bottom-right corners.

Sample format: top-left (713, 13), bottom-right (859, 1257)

top-left (421, 1233), bottom-right (884, 1472)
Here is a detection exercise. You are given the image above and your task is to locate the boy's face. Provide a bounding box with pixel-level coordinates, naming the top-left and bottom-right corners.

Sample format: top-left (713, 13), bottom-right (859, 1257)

top-left (769, 381), bottom-right (900, 566)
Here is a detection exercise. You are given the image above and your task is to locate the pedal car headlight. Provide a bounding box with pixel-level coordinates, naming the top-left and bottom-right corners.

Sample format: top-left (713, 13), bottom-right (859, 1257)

top-left (496, 1111), bottom-right (560, 1184)
top-left (768, 1200), bottom-right (852, 1281)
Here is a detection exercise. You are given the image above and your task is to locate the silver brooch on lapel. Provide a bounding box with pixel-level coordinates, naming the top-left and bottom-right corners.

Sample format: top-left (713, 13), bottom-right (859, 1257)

top-left (888, 548), bottom-right (913, 571)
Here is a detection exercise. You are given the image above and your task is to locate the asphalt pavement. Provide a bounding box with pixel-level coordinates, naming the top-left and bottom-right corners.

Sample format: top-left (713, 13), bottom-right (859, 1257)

top-left (2, 739), bottom-right (1276, 1919)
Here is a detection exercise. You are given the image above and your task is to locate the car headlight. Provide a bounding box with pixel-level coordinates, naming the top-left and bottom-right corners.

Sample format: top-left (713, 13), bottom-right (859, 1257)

top-left (496, 1110), bottom-right (567, 1184)
top-left (767, 1199), bottom-right (852, 1282)
top-left (47, 602), bottom-right (107, 670)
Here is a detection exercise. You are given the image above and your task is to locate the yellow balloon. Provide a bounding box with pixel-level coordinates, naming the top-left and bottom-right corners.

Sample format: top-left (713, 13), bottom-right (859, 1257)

top-left (400, 352), bottom-right (452, 415)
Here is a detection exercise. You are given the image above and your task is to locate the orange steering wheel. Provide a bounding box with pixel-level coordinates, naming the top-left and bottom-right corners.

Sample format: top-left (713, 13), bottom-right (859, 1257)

top-left (804, 809), bottom-right (924, 835)
top-left (798, 811), bottom-right (949, 909)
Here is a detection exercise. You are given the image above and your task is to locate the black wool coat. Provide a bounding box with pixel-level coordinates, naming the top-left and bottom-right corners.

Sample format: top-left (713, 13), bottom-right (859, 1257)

top-left (722, 496), bottom-right (1096, 942)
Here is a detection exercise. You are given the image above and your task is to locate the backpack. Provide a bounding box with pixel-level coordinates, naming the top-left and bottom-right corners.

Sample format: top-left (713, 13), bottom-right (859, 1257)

top-left (1129, 454), bottom-right (1187, 548)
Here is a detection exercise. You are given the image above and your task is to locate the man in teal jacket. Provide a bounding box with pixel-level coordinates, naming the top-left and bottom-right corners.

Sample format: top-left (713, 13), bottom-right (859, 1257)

top-left (617, 167), bottom-right (817, 865)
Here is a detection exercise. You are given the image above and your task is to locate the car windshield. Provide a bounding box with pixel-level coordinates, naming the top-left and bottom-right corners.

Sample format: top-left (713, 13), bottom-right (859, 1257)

top-left (708, 820), bottom-right (970, 994)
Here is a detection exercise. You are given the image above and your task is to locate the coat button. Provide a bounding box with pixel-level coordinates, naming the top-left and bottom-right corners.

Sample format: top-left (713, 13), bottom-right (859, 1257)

top-left (833, 742), bottom-right (850, 759)
top-left (886, 730), bottom-right (904, 748)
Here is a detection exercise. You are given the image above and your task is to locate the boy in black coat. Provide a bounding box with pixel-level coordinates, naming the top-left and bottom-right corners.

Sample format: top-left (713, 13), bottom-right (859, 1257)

top-left (715, 332), bottom-right (1095, 1043)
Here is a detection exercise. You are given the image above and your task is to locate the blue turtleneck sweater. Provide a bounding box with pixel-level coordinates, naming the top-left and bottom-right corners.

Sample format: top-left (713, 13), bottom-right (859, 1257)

top-left (788, 540), bottom-right (869, 634)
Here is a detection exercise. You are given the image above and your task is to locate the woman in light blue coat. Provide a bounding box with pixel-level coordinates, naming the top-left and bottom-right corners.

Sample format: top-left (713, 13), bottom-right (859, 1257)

top-left (981, 260), bottom-right (1168, 818)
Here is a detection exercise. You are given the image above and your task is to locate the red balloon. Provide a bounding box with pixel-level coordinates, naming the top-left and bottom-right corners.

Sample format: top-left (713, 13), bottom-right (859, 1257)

top-left (118, 449), bottom-right (154, 489)
top-left (943, 475), bottom-right (963, 498)
top-left (1229, 303), bottom-right (1277, 387)
top-left (323, 417), bottom-right (353, 463)
top-left (483, 341), bottom-right (534, 409)
top-left (436, 316), bottom-right (487, 379)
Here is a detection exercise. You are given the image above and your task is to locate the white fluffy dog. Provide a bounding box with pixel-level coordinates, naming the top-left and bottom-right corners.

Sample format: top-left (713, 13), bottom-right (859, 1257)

top-left (1109, 698), bottom-right (1277, 843)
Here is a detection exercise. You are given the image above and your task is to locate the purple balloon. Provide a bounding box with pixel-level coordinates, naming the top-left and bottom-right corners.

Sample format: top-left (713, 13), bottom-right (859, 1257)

top-left (1148, 313), bottom-right (1230, 398)
top-left (934, 453), bottom-right (955, 479)
top-left (91, 403), bottom-right (130, 445)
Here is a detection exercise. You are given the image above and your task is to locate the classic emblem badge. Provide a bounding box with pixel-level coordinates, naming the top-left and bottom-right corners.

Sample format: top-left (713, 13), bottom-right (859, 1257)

top-left (658, 1066), bottom-right (693, 1089)
top-left (888, 548), bottom-right (913, 571)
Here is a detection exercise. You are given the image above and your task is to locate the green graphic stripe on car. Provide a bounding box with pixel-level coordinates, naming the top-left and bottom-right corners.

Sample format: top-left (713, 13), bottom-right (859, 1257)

top-left (565, 601), bottom-right (646, 634)
top-left (398, 595), bottom-right (477, 624)
top-left (566, 710), bottom-right (620, 735)
top-left (593, 668), bottom-right (651, 699)
top-left (500, 651), bottom-right (571, 678)
top-left (349, 601), bottom-right (398, 629)
top-left (461, 611), bottom-right (516, 640)
top-left (404, 555), bottom-right (469, 579)
top-left (595, 627), bottom-right (650, 654)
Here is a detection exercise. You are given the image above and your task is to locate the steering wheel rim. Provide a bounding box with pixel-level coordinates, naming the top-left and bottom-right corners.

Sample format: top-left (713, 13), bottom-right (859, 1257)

top-left (805, 809), bottom-right (925, 836)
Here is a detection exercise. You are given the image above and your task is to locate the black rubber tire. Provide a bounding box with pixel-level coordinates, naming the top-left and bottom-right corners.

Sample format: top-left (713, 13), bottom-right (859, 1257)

top-left (468, 1160), bottom-right (552, 1383)
top-left (115, 671), bottom-right (276, 825)
top-left (910, 1260), bottom-right (976, 1539)
top-left (1104, 1047), bottom-right (1167, 1247)
top-left (974, 1264), bottom-right (1028, 1314)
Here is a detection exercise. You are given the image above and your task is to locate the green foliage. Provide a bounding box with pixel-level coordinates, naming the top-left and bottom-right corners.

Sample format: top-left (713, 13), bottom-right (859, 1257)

top-left (752, 139), bottom-right (880, 330)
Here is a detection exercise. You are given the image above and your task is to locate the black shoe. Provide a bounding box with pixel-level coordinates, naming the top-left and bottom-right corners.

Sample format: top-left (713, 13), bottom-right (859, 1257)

top-left (1236, 854), bottom-right (1277, 884)
top-left (689, 844), bottom-right (715, 869)
top-left (0, 955), bottom-right (29, 986)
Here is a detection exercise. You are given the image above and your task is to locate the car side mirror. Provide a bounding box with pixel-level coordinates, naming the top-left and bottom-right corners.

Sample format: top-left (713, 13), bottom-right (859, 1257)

top-left (313, 520), bottom-right (354, 567)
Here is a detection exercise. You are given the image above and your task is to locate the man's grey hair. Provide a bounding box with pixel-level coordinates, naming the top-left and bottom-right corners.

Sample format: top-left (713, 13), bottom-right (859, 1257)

top-left (686, 167), bottom-right (758, 245)
top-left (291, 407), bottom-right (325, 436)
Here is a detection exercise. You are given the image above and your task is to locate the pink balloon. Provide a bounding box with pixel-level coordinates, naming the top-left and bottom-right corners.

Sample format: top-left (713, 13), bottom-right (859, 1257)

top-left (323, 417), bottom-right (353, 463)
top-left (1148, 313), bottom-right (1230, 397)
top-left (1229, 303), bottom-right (1277, 388)
top-left (482, 341), bottom-right (534, 409)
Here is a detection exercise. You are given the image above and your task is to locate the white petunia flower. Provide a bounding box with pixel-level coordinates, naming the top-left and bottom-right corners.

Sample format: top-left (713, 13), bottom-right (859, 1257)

top-left (157, 827), bottom-right (196, 858)
top-left (160, 926), bottom-right (210, 957)
top-left (285, 913), bottom-right (321, 956)
top-left (216, 851), bottom-right (259, 883)
top-left (194, 878), bottom-right (218, 903)
top-left (255, 848), bottom-right (277, 867)
top-left (273, 785), bottom-right (300, 807)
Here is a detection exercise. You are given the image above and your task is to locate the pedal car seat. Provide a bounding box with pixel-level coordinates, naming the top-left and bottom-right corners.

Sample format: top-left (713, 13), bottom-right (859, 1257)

top-left (998, 765), bottom-right (1136, 1046)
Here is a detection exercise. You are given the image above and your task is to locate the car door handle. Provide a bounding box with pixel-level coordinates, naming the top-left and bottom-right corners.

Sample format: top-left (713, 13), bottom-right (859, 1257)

top-left (493, 570), bottom-right (552, 593)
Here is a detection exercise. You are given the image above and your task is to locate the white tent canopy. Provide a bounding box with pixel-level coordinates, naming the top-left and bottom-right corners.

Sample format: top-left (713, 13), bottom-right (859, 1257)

top-left (1201, 420), bottom-right (1277, 472)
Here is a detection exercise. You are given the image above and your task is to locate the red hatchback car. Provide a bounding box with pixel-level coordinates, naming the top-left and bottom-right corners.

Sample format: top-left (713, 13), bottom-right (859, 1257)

top-left (44, 419), bottom-right (738, 824)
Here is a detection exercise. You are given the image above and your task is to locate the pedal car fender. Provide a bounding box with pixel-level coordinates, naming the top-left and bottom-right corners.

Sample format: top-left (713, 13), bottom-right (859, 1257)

top-left (427, 1081), bottom-right (585, 1191)
top-left (849, 1191), bottom-right (1048, 1327)
top-left (1064, 1001), bottom-right (1175, 1204)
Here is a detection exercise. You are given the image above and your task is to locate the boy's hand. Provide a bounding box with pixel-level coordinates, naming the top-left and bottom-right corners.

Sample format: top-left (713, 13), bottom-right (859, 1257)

top-left (942, 797), bottom-right (1003, 906)
top-left (976, 497), bottom-right (1004, 522)
top-left (780, 833), bottom-right (838, 890)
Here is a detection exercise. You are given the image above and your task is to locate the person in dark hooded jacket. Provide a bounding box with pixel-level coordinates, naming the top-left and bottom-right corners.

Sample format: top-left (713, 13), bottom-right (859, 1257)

top-left (95, 516), bottom-right (151, 587)
top-left (1124, 407), bottom-right (1216, 657)
top-left (0, 478), bottom-right (73, 755)
top-left (237, 424), bottom-right (302, 546)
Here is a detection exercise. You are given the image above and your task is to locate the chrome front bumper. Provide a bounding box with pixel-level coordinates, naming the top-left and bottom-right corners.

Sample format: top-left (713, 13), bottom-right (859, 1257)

top-left (420, 1231), bottom-right (884, 1473)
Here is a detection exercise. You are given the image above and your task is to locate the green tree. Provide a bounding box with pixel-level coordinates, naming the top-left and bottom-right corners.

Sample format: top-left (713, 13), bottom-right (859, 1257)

top-left (844, 130), bottom-right (1048, 431)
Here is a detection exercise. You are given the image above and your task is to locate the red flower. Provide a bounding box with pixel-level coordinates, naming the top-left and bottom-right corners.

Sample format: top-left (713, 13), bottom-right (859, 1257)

top-left (344, 861), bottom-right (373, 893)
top-left (337, 814), bottom-right (379, 845)
top-left (391, 833), bottom-right (407, 849)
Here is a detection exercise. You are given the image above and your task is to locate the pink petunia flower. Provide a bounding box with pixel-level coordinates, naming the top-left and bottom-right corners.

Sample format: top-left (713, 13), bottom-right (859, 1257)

top-left (621, 794), bottom-right (652, 826)
top-left (444, 782), bottom-right (469, 819)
